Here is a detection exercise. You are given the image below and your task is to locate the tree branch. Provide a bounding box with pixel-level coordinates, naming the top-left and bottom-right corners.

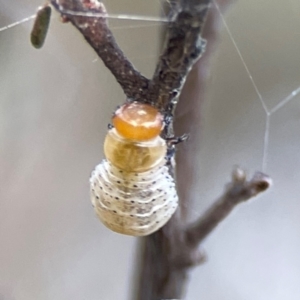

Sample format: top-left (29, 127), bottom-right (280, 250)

top-left (50, 0), bottom-right (150, 101)
top-left (47, 1), bottom-right (272, 299)
top-left (149, 0), bottom-right (210, 111)
top-left (185, 169), bottom-right (272, 248)
top-left (134, 169), bottom-right (271, 300)
top-left (50, 0), bottom-right (211, 112)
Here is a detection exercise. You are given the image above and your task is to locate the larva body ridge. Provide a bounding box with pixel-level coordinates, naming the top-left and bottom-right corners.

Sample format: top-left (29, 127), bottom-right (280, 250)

top-left (90, 159), bottom-right (178, 236)
top-left (90, 102), bottom-right (179, 236)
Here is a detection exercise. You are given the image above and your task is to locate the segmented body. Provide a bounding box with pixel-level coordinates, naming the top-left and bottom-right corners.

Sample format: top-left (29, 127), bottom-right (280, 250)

top-left (90, 102), bottom-right (179, 236)
top-left (90, 160), bottom-right (178, 236)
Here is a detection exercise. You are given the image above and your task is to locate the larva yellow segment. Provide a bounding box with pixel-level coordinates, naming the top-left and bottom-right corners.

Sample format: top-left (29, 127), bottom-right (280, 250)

top-left (113, 102), bottom-right (163, 141)
top-left (90, 160), bottom-right (178, 236)
top-left (30, 4), bottom-right (52, 49)
top-left (104, 128), bottom-right (166, 172)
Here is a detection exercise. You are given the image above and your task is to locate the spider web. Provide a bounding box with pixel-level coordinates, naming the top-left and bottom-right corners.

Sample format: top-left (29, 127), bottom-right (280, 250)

top-left (1, 1), bottom-right (300, 300)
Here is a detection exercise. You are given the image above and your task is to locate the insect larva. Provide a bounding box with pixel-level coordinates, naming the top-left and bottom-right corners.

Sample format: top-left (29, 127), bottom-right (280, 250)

top-left (90, 102), bottom-right (179, 236)
top-left (30, 4), bottom-right (52, 49)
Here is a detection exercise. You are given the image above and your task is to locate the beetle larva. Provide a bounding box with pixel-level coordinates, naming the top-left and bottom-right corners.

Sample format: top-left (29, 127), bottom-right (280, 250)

top-left (30, 4), bottom-right (52, 49)
top-left (90, 102), bottom-right (179, 236)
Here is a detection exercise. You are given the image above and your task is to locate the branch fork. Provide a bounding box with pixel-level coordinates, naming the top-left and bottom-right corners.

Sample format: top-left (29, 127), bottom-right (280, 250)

top-left (47, 1), bottom-right (272, 299)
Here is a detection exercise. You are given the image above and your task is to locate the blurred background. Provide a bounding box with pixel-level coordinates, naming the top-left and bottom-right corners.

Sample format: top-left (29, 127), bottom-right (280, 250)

top-left (1, 0), bottom-right (300, 299)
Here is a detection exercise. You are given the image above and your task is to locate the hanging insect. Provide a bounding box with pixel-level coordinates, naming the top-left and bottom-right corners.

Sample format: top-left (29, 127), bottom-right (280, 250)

top-left (90, 102), bottom-right (179, 236)
top-left (30, 4), bottom-right (52, 49)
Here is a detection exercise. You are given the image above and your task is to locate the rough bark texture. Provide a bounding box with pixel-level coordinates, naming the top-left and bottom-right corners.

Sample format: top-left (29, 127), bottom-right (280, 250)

top-left (48, 1), bottom-right (272, 299)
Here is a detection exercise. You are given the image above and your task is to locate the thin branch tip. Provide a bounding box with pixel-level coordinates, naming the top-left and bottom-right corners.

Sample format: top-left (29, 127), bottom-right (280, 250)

top-left (185, 168), bottom-right (272, 247)
top-left (251, 171), bottom-right (273, 193)
top-left (232, 167), bottom-right (246, 183)
top-left (231, 168), bottom-right (272, 194)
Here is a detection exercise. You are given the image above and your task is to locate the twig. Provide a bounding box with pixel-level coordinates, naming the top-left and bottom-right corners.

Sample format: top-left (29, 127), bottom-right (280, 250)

top-left (49, 0), bottom-right (211, 163)
top-left (149, 0), bottom-right (210, 111)
top-left (50, 0), bottom-right (209, 113)
top-left (48, 1), bottom-right (272, 299)
top-left (185, 169), bottom-right (272, 247)
top-left (50, 0), bottom-right (150, 101)
top-left (135, 168), bottom-right (271, 300)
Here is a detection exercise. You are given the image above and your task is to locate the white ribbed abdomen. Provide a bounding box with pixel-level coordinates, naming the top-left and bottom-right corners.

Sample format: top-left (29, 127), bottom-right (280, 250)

top-left (90, 159), bottom-right (178, 236)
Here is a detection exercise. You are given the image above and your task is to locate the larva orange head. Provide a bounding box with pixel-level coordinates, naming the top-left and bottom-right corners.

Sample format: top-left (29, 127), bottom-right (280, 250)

top-left (112, 102), bottom-right (163, 141)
